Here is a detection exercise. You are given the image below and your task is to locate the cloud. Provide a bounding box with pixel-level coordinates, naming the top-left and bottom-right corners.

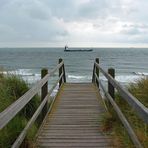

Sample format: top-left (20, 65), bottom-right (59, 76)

top-left (0, 0), bottom-right (69, 43)
top-left (120, 23), bottom-right (148, 36)
top-left (78, 0), bottom-right (108, 19)
top-left (0, 0), bottom-right (148, 46)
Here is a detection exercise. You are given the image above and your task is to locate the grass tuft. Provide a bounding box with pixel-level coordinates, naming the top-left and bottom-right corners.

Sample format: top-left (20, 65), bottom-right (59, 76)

top-left (0, 73), bottom-right (40, 148)
top-left (102, 78), bottom-right (148, 147)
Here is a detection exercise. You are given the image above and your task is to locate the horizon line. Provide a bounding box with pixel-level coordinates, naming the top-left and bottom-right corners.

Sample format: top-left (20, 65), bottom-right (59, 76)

top-left (0, 46), bottom-right (148, 48)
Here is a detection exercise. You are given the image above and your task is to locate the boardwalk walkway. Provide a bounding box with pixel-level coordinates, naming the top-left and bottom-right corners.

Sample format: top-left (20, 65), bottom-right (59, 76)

top-left (0, 58), bottom-right (146, 147)
top-left (35, 83), bottom-right (112, 147)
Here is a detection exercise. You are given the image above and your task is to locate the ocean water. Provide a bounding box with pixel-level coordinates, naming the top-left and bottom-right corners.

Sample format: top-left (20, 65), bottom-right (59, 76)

top-left (0, 47), bottom-right (148, 87)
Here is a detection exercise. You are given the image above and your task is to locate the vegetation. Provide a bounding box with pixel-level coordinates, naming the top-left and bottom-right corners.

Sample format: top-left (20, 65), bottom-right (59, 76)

top-left (102, 78), bottom-right (148, 148)
top-left (0, 73), bottom-right (40, 148)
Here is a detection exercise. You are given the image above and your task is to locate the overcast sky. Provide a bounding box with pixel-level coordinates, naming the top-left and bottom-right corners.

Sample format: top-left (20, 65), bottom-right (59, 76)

top-left (0, 0), bottom-right (148, 47)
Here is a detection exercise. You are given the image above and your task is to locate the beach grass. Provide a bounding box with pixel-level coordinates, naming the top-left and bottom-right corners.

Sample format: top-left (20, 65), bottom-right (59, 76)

top-left (0, 73), bottom-right (40, 147)
top-left (102, 78), bottom-right (148, 147)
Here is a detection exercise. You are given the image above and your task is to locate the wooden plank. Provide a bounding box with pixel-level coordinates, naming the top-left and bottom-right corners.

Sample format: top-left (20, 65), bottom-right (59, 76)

top-left (38, 136), bottom-right (111, 139)
top-left (35, 83), bottom-right (111, 147)
top-left (36, 142), bottom-right (111, 147)
top-left (40, 133), bottom-right (105, 136)
top-left (37, 139), bottom-right (111, 143)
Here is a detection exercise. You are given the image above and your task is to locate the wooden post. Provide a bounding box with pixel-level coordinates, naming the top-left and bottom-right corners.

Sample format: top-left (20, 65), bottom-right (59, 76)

top-left (95, 58), bottom-right (99, 88)
top-left (41, 68), bottom-right (48, 118)
top-left (59, 58), bottom-right (63, 87)
top-left (92, 63), bottom-right (95, 83)
top-left (63, 63), bottom-right (66, 83)
top-left (108, 68), bottom-right (115, 99)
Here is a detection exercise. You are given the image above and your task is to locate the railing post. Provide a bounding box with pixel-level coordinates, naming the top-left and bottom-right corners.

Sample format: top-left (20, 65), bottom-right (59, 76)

top-left (63, 62), bottom-right (66, 83)
top-left (92, 63), bottom-right (95, 83)
top-left (95, 58), bottom-right (99, 88)
top-left (59, 58), bottom-right (63, 87)
top-left (41, 68), bottom-right (48, 118)
top-left (108, 68), bottom-right (115, 99)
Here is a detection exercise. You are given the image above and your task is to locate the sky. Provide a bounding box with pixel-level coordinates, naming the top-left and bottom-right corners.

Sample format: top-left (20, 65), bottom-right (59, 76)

top-left (0, 0), bottom-right (148, 47)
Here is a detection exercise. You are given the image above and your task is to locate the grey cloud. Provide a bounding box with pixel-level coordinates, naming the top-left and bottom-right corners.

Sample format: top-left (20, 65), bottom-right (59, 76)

top-left (121, 28), bottom-right (141, 35)
top-left (0, 0), bottom-right (11, 8)
top-left (78, 0), bottom-right (108, 19)
top-left (42, 0), bottom-right (78, 21)
top-left (0, 0), bottom-right (69, 42)
top-left (28, 9), bottom-right (50, 20)
top-left (26, 3), bottom-right (51, 20)
top-left (120, 23), bottom-right (148, 35)
top-left (0, 0), bottom-right (148, 46)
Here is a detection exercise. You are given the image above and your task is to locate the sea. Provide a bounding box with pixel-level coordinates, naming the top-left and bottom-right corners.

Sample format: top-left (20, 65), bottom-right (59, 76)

top-left (0, 47), bottom-right (148, 92)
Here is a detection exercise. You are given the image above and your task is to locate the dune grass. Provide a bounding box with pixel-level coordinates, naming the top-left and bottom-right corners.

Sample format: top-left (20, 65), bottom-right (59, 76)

top-left (0, 73), bottom-right (40, 148)
top-left (102, 78), bottom-right (148, 147)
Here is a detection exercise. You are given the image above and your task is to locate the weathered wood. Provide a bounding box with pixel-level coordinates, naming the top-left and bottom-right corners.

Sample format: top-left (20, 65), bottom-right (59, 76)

top-left (41, 68), bottom-right (48, 118)
top-left (95, 62), bottom-right (148, 124)
top-left (12, 94), bottom-right (50, 148)
top-left (0, 74), bottom-right (49, 130)
top-left (59, 58), bottom-right (63, 87)
top-left (99, 80), bottom-right (143, 148)
top-left (12, 75), bottom-right (62, 148)
top-left (63, 62), bottom-right (66, 83)
top-left (95, 58), bottom-right (99, 88)
top-left (92, 63), bottom-right (95, 83)
top-left (0, 61), bottom-right (64, 129)
top-left (108, 68), bottom-right (115, 100)
top-left (35, 83), bottom-right (111, 147)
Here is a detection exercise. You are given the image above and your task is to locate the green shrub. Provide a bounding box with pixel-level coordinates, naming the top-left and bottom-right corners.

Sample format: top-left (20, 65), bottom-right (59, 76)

top-left (0, 73), bottom-right (40, 147)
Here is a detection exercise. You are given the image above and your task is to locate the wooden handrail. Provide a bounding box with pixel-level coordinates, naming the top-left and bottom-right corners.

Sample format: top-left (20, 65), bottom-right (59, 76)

top-left (99, 79), bottom-right (143, 148)
top-left (94, 61), bottom-right (148, 124)
top-left (12, 73), bottom-right (64, 148)
top-left (92, 58), bottom-right (148, 148)
top-left (0, 59), bottom-right (66, 147)
top-left (59, 58), bottom-right (66, 87)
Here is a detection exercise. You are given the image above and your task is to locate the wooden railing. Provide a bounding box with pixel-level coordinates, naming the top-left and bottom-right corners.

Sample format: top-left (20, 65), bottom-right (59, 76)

top-left (0, 58), bottom-right (66, 148)
top-left (92, 58), bottom-right (148, 148)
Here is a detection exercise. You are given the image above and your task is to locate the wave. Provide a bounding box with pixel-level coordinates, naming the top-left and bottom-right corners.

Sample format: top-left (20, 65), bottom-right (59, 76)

top-left (68, 74), bottom-right (146, 83)
top-left (133, 72), bottom-right (148, 76)
top-left (0, 69), bottom-right (41, 83)
top-left (100, 75), bottom-right (146, 83)
top-left (1, 69), bottom-right (147, 84)
top-left (68, 75), bottom-right (91, 79)
top-left (0, 69), bottom-right (39, 76)
top-left (67, 75), bottom-right (92, 83)
top-left (12, 69), bottom-right (40, 77)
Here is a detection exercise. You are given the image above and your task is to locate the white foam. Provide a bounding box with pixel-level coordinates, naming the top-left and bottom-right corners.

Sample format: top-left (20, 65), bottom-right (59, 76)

top-left (11, 69), bottom-right (36, 76)
top-left (133, 72), bottom-right (148, 76)
top-left (1, 69), bottom-right (147, 85)
top-left (100, 75), bottom-right (146, 83)
top-left (0, 69), bottom-right (35, 76)
top-left (68, 75), bottom-right (90, 79)
top-left (67, 74), bottom-right (91, 82)
top-left (1, 69), bottom-right (41, 84)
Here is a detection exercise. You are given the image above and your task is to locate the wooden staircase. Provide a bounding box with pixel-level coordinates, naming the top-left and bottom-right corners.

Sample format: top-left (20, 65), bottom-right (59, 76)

top-left (35, 83), bottom-right (111, 147)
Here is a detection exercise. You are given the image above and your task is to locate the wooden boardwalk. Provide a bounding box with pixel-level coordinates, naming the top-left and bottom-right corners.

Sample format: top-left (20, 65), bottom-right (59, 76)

top-left (0, 59), bottom-right (146, 147)
top-left (35, 83), bottom-right (112, 147)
